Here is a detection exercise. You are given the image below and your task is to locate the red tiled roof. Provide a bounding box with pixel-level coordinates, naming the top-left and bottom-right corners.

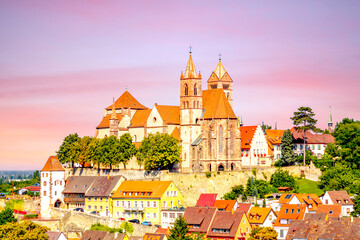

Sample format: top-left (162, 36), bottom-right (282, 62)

top-left (273, 204), bottom-right (306, 227)
top-left (292, 129), bottom-right (335, 144)
top-left (316, 205), bottom-right (341, 218)
top-left (207, 211), bottom-right (244, 238)
top-left (240, 126), bottom-right (257, 149)
top-left (184, 206), bottom-right (217, 233)
top-left (155, 105), bottom-right (180, 125)
top-left (96, 113), bottom-right (123, 129)
top-left (202, 89), bottom-right (236, 119)
top-left (41, 156), bottom-right (65, 172)
top-left (236, 203), bottom-right (252, 214)
top-left (23, 186), bottom-right (41, 192)
top-left (106, 91), bottom-right (147, 110)
top-left (213, 200), bottom-right (237, 211)
top-left (196, 193), bottom-right (217, 207)
top-left (327, 190), bottom-right (354, 205)
top-left (129, 109), bottom-right (151, 128)
top-left (170, 127), bottom-right (181, 141)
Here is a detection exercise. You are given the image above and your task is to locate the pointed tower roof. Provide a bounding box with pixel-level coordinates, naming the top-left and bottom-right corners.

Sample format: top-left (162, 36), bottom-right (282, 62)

top-left (328, 107), bottom-right (333, 124)
top-left (202, 89), bottom-right (236, 119)
top-left (106, 91), bottom-right (147, 110)
top-left (41, 156), bottom-right (65, 172)
top-left (184, 54), bottom-right (198, 78)
top-left (214, 60), bottom-right (227, 80)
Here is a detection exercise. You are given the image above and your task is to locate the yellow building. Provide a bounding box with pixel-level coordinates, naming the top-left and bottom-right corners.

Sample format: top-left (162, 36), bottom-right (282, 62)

top-left (84, 176), bottom-right (124, 217)
top-left (112, 181), bottom-right (183, 224)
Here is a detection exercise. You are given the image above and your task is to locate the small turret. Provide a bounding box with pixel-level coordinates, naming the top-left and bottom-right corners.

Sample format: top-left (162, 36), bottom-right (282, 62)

top-left (109, 98), bottom-right (119, 137)
top-left (328, 106), bottom-right (333, 132)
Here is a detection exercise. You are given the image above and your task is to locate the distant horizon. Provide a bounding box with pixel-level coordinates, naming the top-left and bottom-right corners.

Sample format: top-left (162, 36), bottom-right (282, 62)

top-left (1, 1), bottom-right (360, 170)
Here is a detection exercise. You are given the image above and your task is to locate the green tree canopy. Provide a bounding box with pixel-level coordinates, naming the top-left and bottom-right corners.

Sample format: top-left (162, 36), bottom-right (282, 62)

top-left (89, 223), bottom-right (123, 233)
top-left (120, 221), bottom-right (134, 234)
top-left (56, 133), bottom-right (81, 165)
top-left (0, 207), bottom-right (17, 225)
top-left (318, 163), bottom-right (356, 192)
top-left (249, 226), bottom-right (278, 240)
top-left (97, 136), bottom-right (122, 169)
top-left (290, 106), bottom-right (320, 132)
top-left (167, 215), bottom-right (191, 240)
top-left (0, 221), bottom-right (49, 240)
top-left (118, 133), bottom-right (137, 169)
top-left (75, 136), bottom-right (94, 167)
top-left (280, 129), bottom-right (296, 166)
top-left (137, 133), bottom-right (181, 170)
top-left (270, 168), bottom-right (296, 188)
top-left (223, 185), bottom-right (245, 200)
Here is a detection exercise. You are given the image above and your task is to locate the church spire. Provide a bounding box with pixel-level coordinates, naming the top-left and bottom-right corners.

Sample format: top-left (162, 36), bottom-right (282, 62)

top-left (328, 106), bottom-right (333, 132)
top-left (184, 47), bottom-right (198, 78)
top-left (214, 58), bottom-right (227, 80)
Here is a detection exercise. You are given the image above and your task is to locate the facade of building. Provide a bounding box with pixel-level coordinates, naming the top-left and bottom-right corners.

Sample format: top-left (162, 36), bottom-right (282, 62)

top-left (94, 53), bottom-right (242, 172)
top-left (40, 156), bottom-right (65, 218)
top-left (321, 190), bottom-right (354, 216)
top-left (111, 181), bottom-right (183, 224)
top-left (160, 207), bottom-right (185, 228)
top-left (247, 207), bottom-right (277, 227)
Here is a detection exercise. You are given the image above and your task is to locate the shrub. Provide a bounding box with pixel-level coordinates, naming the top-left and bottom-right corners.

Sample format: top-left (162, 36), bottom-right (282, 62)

top-left (206, 172), bottom-right (211, 178)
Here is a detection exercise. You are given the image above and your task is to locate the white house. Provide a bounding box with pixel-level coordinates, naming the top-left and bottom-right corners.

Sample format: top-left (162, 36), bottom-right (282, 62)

top-left (40, 156), bottom-right (65, 218)
top-left (247, 207), bottom-right (277, 228)
top-left (46, 231), bottom-right (67, 240)
top-left (321, 190), bottom-right (354, 216)
top-left (161, 207), bottom-right (185, 228)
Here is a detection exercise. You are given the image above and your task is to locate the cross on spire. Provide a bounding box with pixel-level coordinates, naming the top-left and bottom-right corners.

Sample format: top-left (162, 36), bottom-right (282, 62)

top-left (219, 53), bottom-right (222, 61)
top-left (189, 45), bottom-right (192, 54)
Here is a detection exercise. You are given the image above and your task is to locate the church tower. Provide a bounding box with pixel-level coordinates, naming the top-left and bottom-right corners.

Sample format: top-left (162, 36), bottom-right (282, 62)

top-left (109, 98), bottom-right (119, 137)
top-left (207, 56), bottom-right (233, 106)
top-left (328, 106), bottom-right (333, 132)
top-left (180, 49), bottom-right (203, 172)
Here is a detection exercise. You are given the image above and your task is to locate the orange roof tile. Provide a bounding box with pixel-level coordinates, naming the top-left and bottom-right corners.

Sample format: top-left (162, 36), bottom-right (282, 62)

top-left (327, 190), bottom-right (354, 205)
top-left (112, 181), bottom-right (172, 199)
top-left (202, 89), bottom-right (236, 119)
top-left (265, 129), bottom-right (284, 150)
top-left (170, 127), bottom-right (181, 141)
top-left (316, 204), bottom-right (341, 218)
top-left (129, 109), bottom-right (152, 128)
top-left (240, 126), bottom-right (257, 149)
top-left (96, 113), bottom-right (123, 129)
top-left (106, 91), bottom-right (147, 110)
top-left (273, 204), bottom-right (306, 227)
top-left (247, 207), bottom-right (272, 224)
top-left (278, 193), bottom-right (295, 204)
top-left (155, 105), bottom-right (180, 125)
top-left (213, 200), bottom-right (237, 211)
top-left (41, 156), bottom-right (65, 172)
top-left (296, 194), bottom-right (322, 211)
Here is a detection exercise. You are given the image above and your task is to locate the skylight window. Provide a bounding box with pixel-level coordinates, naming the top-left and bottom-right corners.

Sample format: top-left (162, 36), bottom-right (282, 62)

top-left (73, 185), bottom-right (77, 188)
top-left (285, 209), bottom-right (288, 213)
top-left (285, 194), bottom-right (292, 199)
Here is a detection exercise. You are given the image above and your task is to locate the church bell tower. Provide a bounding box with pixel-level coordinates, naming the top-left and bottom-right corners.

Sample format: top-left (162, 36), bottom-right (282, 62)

top-left (180, 48), bottom-right (203, 171)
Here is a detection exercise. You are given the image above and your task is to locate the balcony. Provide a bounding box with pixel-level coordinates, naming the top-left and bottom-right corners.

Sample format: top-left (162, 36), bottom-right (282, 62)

top-left (124, 206), bottom-right (145, 211)
top-left (64, 197), bottom-right (84, 203)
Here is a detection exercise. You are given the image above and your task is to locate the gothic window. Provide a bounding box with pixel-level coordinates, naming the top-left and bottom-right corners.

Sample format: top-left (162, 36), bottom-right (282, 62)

top-left (219, 126), bottom-right (223, 153)
top-left (197, 101), bottom-right (199, 108)
top-left (185, 84), bottom-right (189, 96)
top-left (194, 84), bottom-right (197, 95)
top-left (186, 101), bottom-right (189, 108)
top-left (230, 127), bottom-right (234, 150)
top-left (193, 101), bottom-right (196, 108)
top-left (227, 92), bottom-right (230, 99)
top-left (183, 101), bottom-right (185, 109)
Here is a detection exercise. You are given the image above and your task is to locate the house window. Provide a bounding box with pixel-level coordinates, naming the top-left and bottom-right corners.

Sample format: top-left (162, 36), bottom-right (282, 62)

top-left (280, 230), bottom-right (284, 238)
top-left (94, 197), bottom-right (97, 201)
top-left (312, 144), bottom-right (315, 150)
top-left (99, 197), bottom-right (103, 201)
top-left (153, 213), bottom-right (157, 219)
top-left (94, 206), bottom-right (97, 210)
top-left (43, 181), bottom-right (47, 186)
top-left (318, 145), bottom-right (321, 150)
top-left (297, 209), bottom-right (300, 214)
top-left (121, 201), bottom-right (125, 207)
top-left (146, 213), bottom-right (151, 219)
top-left (329, 210), bottom-right (333, 214)
top-left (325, 200), bottom-right (328, 204)
top-left (163, 212), bottom-right (168, 218)
top-left (294, 144), bottom-right (297, 150)
top-left (285, 209), bottom-right (288, 213)
top-left (178, 200), bottom-right (181, 205)
top-left (43, 191), bottom-right (46, 196)
top-left (140, 201), bottom-right (144, 209)
top-left (153, 201), bottom-right (157, 208)
top-left (291, 209), bottom-right (294, 214)
top-left (300, 145), bottom-right (303, 150)
top-left (134, 201), bottom-right (138, 208)
top-left (133, 212), bottom-right (138, 218)
top-left (55, 191), bottom-right (57, 196)
top-left (116, 201), bottom-right (119, 207)
top-left (269, 215), bottom-right (272, 220)
top-left (147, 201), bottom-right (151, 208)
top-left (88, 205), bottom-right (91, 210)
top-left (163, 201), bottom-right (167, 208)
top-left (117, 212), bottom-right (120, 217)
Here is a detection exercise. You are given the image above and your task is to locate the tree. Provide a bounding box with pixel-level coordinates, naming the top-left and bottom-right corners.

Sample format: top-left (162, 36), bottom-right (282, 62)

top-left (57, 133), bottom-right (81, 166)
top-left (0, 221), bottom-right (49, 240)
top-left (97, 136), bottom-right (122, 169)
top-left (137, 133), bottom-right (181, 170)
top-left (75, 136), bottom-right (94, 167)
top-left (262, 199), bottom-right (266, 208)
top-left (270, 168), bottom-right (295, 188)
top-left (332, 119), bottom-right (360, 169)
top-left (280, 130), bottom-right (296, 166)
top-left (318, 163), bottom-right (356, 192)
top-left (118, 133), bottom-right (137, 169)
top-left (351, 194), bottom-right (360, 217)
top-left (120, 221), bottom-right (134, 234)
top-left (223, 185), bottom-right (245, 200)
top-left (31, 170), bottom-right (40, 183)
top-left (89, 223), bottom-right (123, 233)
top-left (85, 138), bottom-right (101, 168)
top-left (249, 226), bottom-right (278, 240)
top-left (0, 207), bottom-right (17, 225)
top-left (291, 106), bottom-right (320, 165)
top-left (295, 150), bottom-right (317, 166)
top-left (168, 215), bottom-right (191, 240)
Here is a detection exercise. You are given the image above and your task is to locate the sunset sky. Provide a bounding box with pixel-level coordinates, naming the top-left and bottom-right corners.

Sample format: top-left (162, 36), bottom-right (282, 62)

top-left (1, 1), bottom-right (360, 170)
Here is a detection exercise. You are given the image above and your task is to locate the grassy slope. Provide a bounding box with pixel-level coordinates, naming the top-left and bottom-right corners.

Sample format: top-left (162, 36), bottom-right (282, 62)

top-left (295, 178), bottom-right (324, 196)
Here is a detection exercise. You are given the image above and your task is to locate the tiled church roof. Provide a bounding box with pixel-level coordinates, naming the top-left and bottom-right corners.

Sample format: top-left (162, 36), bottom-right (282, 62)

top-left (129, 109), bottom-right (152, 128)
top-left (41, 156), bottom-right (64, 172)
top-left (155, 105), bottom-right (180, 125)
top-left (96, 113), bottom-right (123, 129)
top-left (202, 89), bottom-right (236, 119)
top-left (106, 91), bottom-right (147, 110)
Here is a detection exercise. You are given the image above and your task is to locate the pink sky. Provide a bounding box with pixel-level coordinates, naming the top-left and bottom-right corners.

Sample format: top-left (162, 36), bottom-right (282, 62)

top-left (1, 1), bottom-right (360, 170)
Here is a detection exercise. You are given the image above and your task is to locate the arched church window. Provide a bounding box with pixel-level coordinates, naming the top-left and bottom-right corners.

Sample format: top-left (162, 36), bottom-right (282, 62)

top-left (230, 127), bottom-right (234, 150)
top-left (183, 101), bottom-right (185, 108)
top-left (193, 101), bottom-right (196, 108)
top-left (185, 84), bottom-right (189, 96)
top-left (186, 101), bottom-right (189, 108)
top-left (227, 92), bottom-right (230, 99)
top-left (219, 126), bottom-right (223, 153)
top-left (197, 101), bottom-right (199, 108)
top-left (194, 84), bottom-right (197, 96)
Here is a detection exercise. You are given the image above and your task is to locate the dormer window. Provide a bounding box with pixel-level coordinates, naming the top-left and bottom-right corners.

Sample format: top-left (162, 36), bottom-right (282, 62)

top-left (147, 192), bottom-right (151, 196)
top-left (345, 200), bottom-right (348, 203)
top-left (123, 192), bottom-right (126, 196)
top-left (285, 209), bottom-right (289, 214)
top-left (141, 192), bottom-right (145, 196)
top-left (337, 200), bottom-right (341, 204)
top-left (135, 192), bottom-right (138, 196)
top-left (249, 215), bottom-right (253, 219)
top-left (297, 209), bottom-right (300, 214)
top-left (256, 215), bottom-right (260, 220)
top-left (291, 209), bottom-right (294, 214)
top-left (84, 185), bottom-right (87, 188)
top-left (309, 204), bottom-right (313, 209)
top-left (129, 192), bottom-right (132, 196)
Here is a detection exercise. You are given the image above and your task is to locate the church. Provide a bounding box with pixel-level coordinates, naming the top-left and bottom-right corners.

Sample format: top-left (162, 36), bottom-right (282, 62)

top-left (95, 52), bottom-right (242, 172)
